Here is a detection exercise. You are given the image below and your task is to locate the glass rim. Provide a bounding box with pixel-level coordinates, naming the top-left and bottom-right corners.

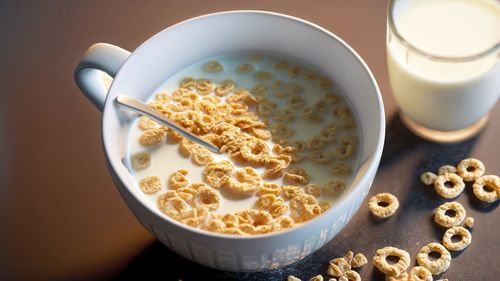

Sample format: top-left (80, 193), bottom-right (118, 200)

top-left (388, 0), bottom-right (500, 63)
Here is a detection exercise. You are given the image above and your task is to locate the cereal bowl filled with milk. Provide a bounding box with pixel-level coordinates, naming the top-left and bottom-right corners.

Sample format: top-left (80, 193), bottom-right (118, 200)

top-left (74, 11), bottom-right (384, 271)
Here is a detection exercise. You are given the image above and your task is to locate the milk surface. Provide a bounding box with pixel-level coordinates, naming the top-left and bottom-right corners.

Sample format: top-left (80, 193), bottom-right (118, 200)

top-left (125, 52), bottom-right (361, 215)
top-left (387, 0), bottom-right (500, 131)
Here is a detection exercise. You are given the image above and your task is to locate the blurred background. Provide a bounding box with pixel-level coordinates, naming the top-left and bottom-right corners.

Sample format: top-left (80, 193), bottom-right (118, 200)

top-left (0, 1), bottom-right (498, 281)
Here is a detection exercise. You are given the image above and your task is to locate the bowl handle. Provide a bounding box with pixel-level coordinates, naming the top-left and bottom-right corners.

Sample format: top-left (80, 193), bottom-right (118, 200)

top-left (74, 43), bottom-right (131, 111)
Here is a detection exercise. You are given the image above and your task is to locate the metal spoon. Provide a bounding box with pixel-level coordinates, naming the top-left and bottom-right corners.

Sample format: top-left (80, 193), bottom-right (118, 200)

top-left (115, 95), bottom-right (220, 153)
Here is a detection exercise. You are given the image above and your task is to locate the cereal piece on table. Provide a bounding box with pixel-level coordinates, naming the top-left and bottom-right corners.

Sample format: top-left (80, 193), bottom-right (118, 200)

top-left (139, 176), bottom-right (162, 194)
top-left (192, 185), bottom-right (220, 211)
top-left (436, 279), bottom-right (449, 281)
top-left (284, 166), bottom-right (310, 185)
top-left (326, 180), bottom-right (346, 195)
top-left (287, 276), bottom-right (301, 281)
top-left (203, 160), bottom-right (234, 189)
top-left (457, 158), bottom-right (485, 181)
top-left (302, 106), bottom-right (322, 122)
top-left (203, 60), bottom-right (223, 73)
top-left (195, 78), bottom-right (214, 95)
top-left (416, 242), bottom-right (451, 275)
top-left (310, 151), bottom-right (334, 164)
top-left (442, 226), bottom-right (472, 251)
top-left (331, 163), bottom-right (352, 177)
top-left (420, 172), bottom-right (437, 185)
top-left (138, 117), bottom-right (160, 131)
top-left (168, 169), bottom-right (189, 189)
top-left (385, 272), bottom-right (408, 281)
top-left (341, 251), bottom-right (354, 264)
top-left (180, 77), bottom-right (196, 89)
top-left (139, 128), bottom-right (166, 146)
top-left (307, 136), bottom-right (324, 150)
top-left (343, 270), bottom-right (360, 281)
top-left (227, 167), bottom-right (261, 195)
top-left (463, 216), bottom-right (474, 229)
top-left (334, 136), bottom-right (357, 160)
top-left (327, 262), bottom-right (344, 277)
top-left (351, 253), bottom-right (368, 268)
top-left (338, 277), bottom-right (348, 281)
top-left (408, 266), bottom-right (432, 281)
top-left (373, 246), bottom-right (410, 277)
top-left (132, 152), bottom-right (151, 170)
top-left (254, 71), bottom-right (273, 80)
top-left (368, 193), bottom-right (399, 219)
top-left (288, 95), bottom-right (305, 109)
top-left (329, 253), bottom-right (352, 274)
top-left (275, 108), bottom-right (296, 122)
top-left (434, 201), bottom-right (466, 228)
top-left (304, 184), bottom-right (321, 197)
top-left (472, 175), bottom-right (499, 203)
top-left (438, 165), bottom-right (457, 175)
top-left (433, 173), bottom-right (465, 199)
top-left (309, 275), bottom-right (323, 281)
top-left (214, 79), bottom-right (235, 96)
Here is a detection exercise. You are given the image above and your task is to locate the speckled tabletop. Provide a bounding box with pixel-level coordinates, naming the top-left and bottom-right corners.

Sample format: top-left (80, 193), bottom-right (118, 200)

top-left (1, 1), bottom-right (498, 281)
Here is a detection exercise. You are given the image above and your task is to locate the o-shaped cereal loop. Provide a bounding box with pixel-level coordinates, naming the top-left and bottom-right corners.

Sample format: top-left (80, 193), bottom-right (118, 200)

top-left (434, 201), bottom-right (466, 228)
top-left (433, 173), bottom-right (465, 199)
top-left (373, 246), bottom-right (410, 276)
top-left (408, 266), bottom-right (433, 281)
top-left (457, 158), bottom-right (485, 181)
top-left (368, 193), bottom-right (400, 218)
top-left (416, 243), bottom-right (451, 275)
top-left (472, 175), bottom-right (499, 203)
top-left (442, 226), bottom-right (472, 251)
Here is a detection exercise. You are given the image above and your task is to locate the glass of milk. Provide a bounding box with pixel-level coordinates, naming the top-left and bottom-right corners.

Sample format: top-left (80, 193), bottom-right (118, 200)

top-left (387, 0), bottom-right (500, 142)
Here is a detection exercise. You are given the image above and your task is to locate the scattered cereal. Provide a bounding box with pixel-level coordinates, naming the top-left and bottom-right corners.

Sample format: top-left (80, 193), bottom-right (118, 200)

top-left (472, 175), bottom-right (499, 203)
top-left (442, 226), bottom-right (472, 251)
top-left (326, 180), bottom-right (346, 195)
top-left (287, 276), bottom-right (301, 281)
top-left (214, 79), bottom-right (235, 96)
top-left (457, 158), bottom-right (485, 181)
top-left (203, 160), bottom-right (233, 189)
top-left (368, 193), bottom-right (399, 218)
top-left (284, 166), bottom-right (310, 185)
top-left (226, 167), bottom-right (261, 195)
top-left (236, 62), bottom-right (254, 73)
top-left (203, 61), bottom-right (223, 73)
top-left (385, 272), bottom-right (408, 281)
top-left (434, 201), bottom-right (466, 228)
top-left (331, 163), bottom-right (352, 177)
top-left (288, 95), bottom-right (305, 109)
top-left (168, 169), bottom-right (189, 189)
top-left (463, 216), bottom-right (474, 229)
top-left (309, 275), bottom-right (323, 281)
top-left (304, 184), bottom-right (321, 197)
top-left (373, 246), bottom-right (410, 276)
top-left (351, 253), bottom-right (368, 268)
top-left (138, 117), bottom-right (160, 131)
top-left (420, 172), bottom-right (437, 186)
top-left (310, 151), bottom-right (334, 164)
top-left (408, 266), bottom-right (433, 281)
top-left (139, 129), bottom-right (166, 146)
top-left (416, 242), bottom-right (451, 275)
top-left (433, 172), bottom-right (465, 199)
top-left (139, 176), bottom-right (162, 194)
top-left (437, 165), bottom-right (457, 175)
top-left (343, 270), bottom-right (360, 281)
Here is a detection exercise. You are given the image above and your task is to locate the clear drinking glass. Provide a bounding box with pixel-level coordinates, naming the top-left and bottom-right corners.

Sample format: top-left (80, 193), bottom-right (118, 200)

top-left (386, 0), bottom-right (500, 142)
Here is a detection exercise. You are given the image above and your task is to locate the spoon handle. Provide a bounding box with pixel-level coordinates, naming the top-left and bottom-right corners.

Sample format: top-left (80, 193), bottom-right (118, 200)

top-left (115, 95), bottom-right (220, 154)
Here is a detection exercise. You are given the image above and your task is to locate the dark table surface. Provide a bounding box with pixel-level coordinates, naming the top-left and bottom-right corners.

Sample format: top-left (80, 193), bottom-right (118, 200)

top-left (1, 1), bottom-right (498, 281)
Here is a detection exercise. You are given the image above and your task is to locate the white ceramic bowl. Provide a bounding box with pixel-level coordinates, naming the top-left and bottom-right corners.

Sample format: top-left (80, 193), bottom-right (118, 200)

top-left (74, 11), bottom-right (385, 272)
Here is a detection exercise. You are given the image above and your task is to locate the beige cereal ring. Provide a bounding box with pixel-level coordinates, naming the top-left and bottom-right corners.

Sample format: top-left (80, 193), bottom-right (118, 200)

top-left (326, 180), bottom-right (346, 195)
top-left (331, 163), bottom-right (352, 177)
top-left (457, 158), bottom-right (485, 181)
top-left (310, 151), bottom-right (334, 164)
top-left (420, 172), bottom-right (437, 185)
top-left (408, 266), bottom-right (433, 281)
top-left (203, 160), bottom-right (233, 189)
top-left (288, 95), bottom-right (305, 109)
top-left (304, 184), bottom-right (321, 197)
top-left (284, 166), bottom-right (310, 185)
top-left (168, 169), bottom-right (189, 189)
top-left (416, 242), bottom-right (451, 275)
top-left (131, 152), bottom-right (151, 170)
top-left (193, 185), bottom-right (220, 211)
top-left (343, 270), bottom-right (361, 281)
top-left (472, 175), bottom-right (499, 203)
top-left (385, 272), bottom-right (408, 281)
top-left (214, 79), bottom-right (235, 96)
top-left (139, 128), bottom-right (166, 146)
top-left (433, 173), bottom-right (465, 199)
top-left (204, 60), bottom-right (223, 73)
top-left (434, 201), bottom-right (466, 228)
top-left (373, 246), bottom-right (410, 276)
top-left (236, 62), bottom-right (254, 73)
top-left (368, 193), bottom-right (399, 218)
top-left (437, 165), bottom-right (457, 175)
top-left (442, 226), bottom-right (472, 251)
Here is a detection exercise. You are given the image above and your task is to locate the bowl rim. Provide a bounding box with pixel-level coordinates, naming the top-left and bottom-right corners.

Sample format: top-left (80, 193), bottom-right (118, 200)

top-left (102, 10), bottom-right (386, 240)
